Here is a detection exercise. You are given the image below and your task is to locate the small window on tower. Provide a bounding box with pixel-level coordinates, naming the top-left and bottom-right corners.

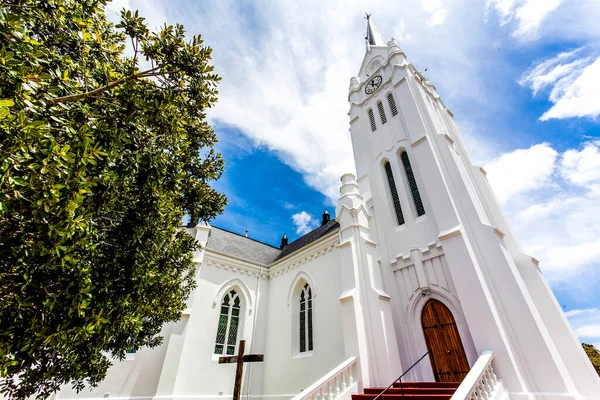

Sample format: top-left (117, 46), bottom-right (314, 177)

top-left (368, 109), bottom-right (377, 131)
top-left (388, 93), bottom-right (398, 116)
top-left (384, 161), bottom-right (405, 225)
top-left (377, 101), bottom-right (387, 124)
top-left (401, 151), bottom-right (426, 216)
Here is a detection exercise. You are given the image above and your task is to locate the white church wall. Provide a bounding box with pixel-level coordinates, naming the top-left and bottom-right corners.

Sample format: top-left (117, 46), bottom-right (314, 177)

top-left (165, 252), bottom-right (268, 400)
top-left (261, 234), bottom-right (346, 399)
top-left (56, 317), bottom-right (177, 400)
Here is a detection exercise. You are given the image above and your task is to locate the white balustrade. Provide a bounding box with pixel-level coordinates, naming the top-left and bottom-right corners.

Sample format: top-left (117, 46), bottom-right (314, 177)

top-left (291, 357), bottom-right (358, 400)
top-left (451, 352), bottom-right (505, 400)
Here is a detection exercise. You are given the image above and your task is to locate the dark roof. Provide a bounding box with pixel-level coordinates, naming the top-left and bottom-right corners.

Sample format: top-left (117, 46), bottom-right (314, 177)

top-left (205, 227), bottom-right (281, 265)
top-left (275, 220), bottom-right (340, 261)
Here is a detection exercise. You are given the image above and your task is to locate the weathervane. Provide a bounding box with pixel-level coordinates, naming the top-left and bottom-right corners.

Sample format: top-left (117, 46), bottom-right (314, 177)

top-left (365, 13), bottom-right (374, 49)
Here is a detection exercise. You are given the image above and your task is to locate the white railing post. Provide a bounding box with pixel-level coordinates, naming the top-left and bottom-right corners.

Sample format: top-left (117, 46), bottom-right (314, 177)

top-left (450, 351), bottom-right (503, 400)
top-left (290, 357), bottom-right (359, 400)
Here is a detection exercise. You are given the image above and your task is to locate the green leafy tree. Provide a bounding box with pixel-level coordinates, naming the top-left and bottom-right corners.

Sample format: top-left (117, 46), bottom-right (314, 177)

top-left (583, 343), bottom-right (600, 376)
top-left (0, 1), bottom-right (226, 398)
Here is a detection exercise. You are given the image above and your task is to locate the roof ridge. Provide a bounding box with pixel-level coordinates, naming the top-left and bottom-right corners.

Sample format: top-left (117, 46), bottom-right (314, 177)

top-left (210, 225), bottom-right (281, 250)
top-left (286, 219), bottom-right (338, 246)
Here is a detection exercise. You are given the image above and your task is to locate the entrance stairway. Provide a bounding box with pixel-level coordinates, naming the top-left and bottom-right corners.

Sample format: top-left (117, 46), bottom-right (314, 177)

top-left (352, 382), bottom-right (460, 400)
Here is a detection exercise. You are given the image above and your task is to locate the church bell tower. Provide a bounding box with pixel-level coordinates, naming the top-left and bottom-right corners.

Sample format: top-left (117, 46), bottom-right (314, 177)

top-left (340, 15), bottom-right (600, 400)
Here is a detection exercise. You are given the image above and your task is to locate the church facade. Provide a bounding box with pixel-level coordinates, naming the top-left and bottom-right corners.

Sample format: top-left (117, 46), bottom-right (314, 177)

top-left (57, 18), bottom-right (600, 400)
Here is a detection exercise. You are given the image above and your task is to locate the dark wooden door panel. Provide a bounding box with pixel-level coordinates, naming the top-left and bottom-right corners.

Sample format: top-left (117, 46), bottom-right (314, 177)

top-left (421, 300), bottom-right (470, 383)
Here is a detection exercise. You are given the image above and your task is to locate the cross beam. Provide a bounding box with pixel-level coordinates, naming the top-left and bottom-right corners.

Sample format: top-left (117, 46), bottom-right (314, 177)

top-left (219, 340), bottom-right (264, 400)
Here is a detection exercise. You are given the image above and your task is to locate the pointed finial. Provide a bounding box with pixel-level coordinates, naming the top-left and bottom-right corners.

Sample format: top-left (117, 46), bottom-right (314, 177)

top-left (322, 209), bottom-right (331, 226)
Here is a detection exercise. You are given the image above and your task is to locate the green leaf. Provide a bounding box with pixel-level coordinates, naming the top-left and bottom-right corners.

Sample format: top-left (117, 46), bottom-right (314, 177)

top-left (0, 99), bottom-right (14, 107)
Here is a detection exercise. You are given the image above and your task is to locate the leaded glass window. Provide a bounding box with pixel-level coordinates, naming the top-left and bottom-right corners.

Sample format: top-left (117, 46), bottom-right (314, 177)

top-left (299, 284), bottom-right (313, 353)
top-left (387, 93), bottom-right (398, 116)
top-left (368, 109), bottom-right (377, 131)
top-left (401, 151), bottom-right (425, 216)
top-left (384, 161), bottom-right (405, 225)
top-left (214, 290), bottom-right (241, 355)
top-left (377, 101), bottom-right (387, 124)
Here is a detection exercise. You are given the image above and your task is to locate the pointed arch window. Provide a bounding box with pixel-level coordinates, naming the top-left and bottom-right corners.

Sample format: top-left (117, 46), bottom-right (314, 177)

top-left (299, 283), bottom-right (313, 353)
top-left (214, 290), bottom-right (241, 355)
top-left (384, 161), bottom-right (405, 225)
top-left (377, 101), bottom-right (387, 124)
top-left (387, 93), bottom-right (398, 116)
top-left (368, 109), bottom-right (377, 131)
top-left (401, 151), bottom-right (425, 216)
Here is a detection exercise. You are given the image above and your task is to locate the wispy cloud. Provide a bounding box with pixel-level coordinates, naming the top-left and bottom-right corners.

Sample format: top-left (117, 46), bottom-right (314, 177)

top-left (519, 49), bottom-right (600, 121)
top-left (292, 211), bottom-right (319, 236)
top-left (486, 0), bottom-right (565, 40)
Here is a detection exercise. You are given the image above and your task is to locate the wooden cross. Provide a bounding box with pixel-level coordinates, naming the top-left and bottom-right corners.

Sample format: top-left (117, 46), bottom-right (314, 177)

top-left (219, 340), bottom-right (264, 400)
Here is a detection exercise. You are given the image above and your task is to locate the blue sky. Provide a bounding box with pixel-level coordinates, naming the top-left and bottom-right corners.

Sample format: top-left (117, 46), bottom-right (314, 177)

top-left (107, 0), bottom-right (600, 347)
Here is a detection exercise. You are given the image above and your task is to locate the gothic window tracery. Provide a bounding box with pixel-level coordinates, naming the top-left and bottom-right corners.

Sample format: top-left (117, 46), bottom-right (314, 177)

top-left (299, 283), bottom-right (313, 353)
top-left (214, 290), bottom-right (241, 355)
top-left (384, 161), bottom-right (405, 225)
top-left (368, 109), bottom-right (377, 131)
top-left (377, 101), bottom-right (387, 124)
top-left (401, 151), bottom-right (426, 216)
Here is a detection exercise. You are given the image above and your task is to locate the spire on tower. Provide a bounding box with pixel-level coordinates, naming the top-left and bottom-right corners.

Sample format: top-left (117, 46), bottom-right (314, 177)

top-left (364, 13), bottom-right (386, 49)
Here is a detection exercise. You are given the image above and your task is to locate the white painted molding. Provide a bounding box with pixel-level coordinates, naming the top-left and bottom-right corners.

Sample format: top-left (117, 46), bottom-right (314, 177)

top-left (212, 278), bottom-right (254, 315)
top-left (438, 225), bottom-right (462, 241)
top-left (411, 135), bottom-right (428, 148)
top-left (287, 271), bottom-right (317, 307)
top-left (364, 239), bottom-right (377, 248)
top-left (338, 289), bottom-right (356, 303)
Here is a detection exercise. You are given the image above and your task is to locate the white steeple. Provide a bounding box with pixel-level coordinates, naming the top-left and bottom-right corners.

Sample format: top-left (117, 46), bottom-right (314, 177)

top-left (365, 13), bottom-right (386, 49)
top-left (346, 13), bottom-right (600, 399)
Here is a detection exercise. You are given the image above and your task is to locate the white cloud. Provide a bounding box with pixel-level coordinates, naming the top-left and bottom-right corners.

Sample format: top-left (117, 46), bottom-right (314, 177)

top-left (107, 0), bottom-right (502, 202)
top-left (513, 0), bottom-right (563, 39)
top-left (565, 308), bottom-right (600, 344)
top-left (292, 211), bottom-right (319, 236)
top-left (540, 57), bottom-right (600, 121)
top-left (484, 143), bottom-right (557, 203)
top-left (422, 0), bottom-right (447, 27)
top-left (486, 0), bottom-right (565, 40)
top-left (485, 141), bottom-right (600, 279)
top-left (575, 326), bottom-right (600, 338)
top-left (561, 141), bottom-right (600, 185)
top-left (565, 309), bottom-right (598, 318)
top-left (518, 49), bottom-right (600, 121)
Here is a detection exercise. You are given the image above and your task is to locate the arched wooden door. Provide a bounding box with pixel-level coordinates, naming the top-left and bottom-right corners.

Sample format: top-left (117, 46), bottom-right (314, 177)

top-left (421, 300), bottom-right (470, 382)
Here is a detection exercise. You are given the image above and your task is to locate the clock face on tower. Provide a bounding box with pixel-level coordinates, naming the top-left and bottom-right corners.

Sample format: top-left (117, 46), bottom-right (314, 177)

top-left (364, 75), bottom-right (382, 95)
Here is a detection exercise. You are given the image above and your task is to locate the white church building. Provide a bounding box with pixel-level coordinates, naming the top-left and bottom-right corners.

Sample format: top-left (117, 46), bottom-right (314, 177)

top-left (58, 17), bottom-right (600, 400)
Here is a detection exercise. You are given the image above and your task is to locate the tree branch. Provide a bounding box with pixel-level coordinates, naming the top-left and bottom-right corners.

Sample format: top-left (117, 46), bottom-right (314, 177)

top-left (47, 64), bottom-right (166, 105)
